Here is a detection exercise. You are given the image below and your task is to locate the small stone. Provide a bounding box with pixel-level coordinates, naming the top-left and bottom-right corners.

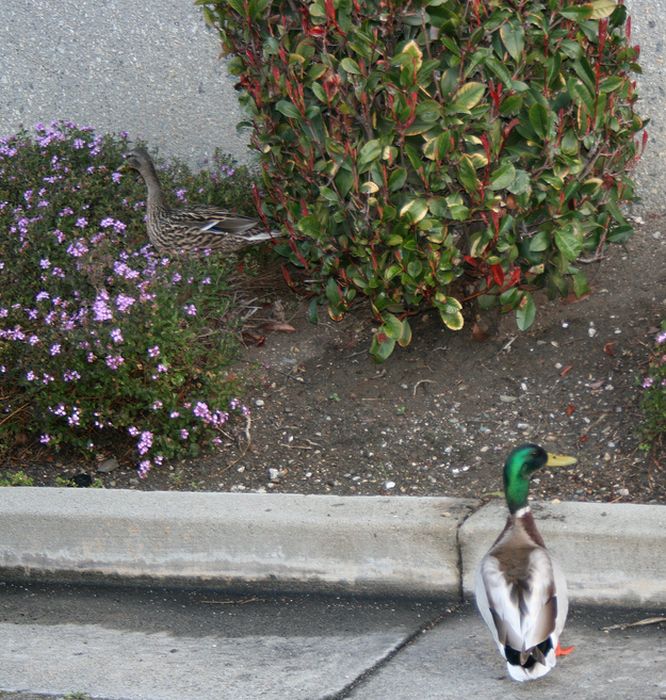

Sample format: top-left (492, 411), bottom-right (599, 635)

top-left (617, 487), bottom-right (629, 497)
top-left (384, 480), bottom-right (396, 490)
top-left (500, 394), bottom-right (518, 403)
top-left (96, 457), bottom-right (119, 474)
top-left (254, 398), bottom-right (265, 407)
top-left (588, 327), bottom-right (597, 338)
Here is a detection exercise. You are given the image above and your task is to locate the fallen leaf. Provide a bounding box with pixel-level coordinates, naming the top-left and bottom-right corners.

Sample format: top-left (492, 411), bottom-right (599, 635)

top-left (565, 403), bottom-right (576, 416)
top-left (603, 341), bottom-right (616, 356)
top-left (242, 331), bottom-right (266, 346)
top-left (261, 321), bottom-right (297, 333)
top-left (560, 365), bottom-right (573, 377)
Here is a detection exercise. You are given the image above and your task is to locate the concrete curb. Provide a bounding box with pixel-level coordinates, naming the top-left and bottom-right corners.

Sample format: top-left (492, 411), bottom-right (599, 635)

top-left (0, 488), bottom-right (476, 597)
top-left (0, 488), bottom-right (664, 605)
top-left (460, 500), bottom-right (666, 607)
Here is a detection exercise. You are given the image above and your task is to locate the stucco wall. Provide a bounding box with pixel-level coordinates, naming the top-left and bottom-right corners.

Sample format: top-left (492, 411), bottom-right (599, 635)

top-left (0, 0), bottom-right (248, 166)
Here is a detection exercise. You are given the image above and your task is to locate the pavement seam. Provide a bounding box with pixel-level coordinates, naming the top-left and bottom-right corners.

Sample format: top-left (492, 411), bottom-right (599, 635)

top-left (454, 501), bottom-right (482, 601)
top-left (322, 605), bottom-right (462, 700)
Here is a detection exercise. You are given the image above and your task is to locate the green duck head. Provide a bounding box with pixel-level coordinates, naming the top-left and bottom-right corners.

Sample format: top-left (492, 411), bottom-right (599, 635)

top-left (503, 443), bottom-right (577, 513)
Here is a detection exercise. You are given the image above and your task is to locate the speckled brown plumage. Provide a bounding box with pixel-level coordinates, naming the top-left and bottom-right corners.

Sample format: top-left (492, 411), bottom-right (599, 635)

top-left (124, 147), bottom-right (279, 254)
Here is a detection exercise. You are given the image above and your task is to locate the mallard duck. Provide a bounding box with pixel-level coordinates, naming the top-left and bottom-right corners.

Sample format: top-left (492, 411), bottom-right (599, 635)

top-left (123, 147), bottom-right (280, 254)
top-left (475, 443), bottom-right (577, 681)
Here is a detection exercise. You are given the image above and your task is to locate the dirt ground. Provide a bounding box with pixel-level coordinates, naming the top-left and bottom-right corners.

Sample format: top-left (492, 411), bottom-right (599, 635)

top-left (6, 214), bottom-right (666, 504)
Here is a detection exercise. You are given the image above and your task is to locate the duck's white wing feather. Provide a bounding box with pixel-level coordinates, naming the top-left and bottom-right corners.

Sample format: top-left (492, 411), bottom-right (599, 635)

top-left (477, 547), bottom-right (558, 654)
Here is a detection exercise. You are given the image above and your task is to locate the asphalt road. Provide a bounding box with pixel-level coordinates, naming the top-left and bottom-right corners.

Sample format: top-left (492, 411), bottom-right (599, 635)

top-left (0, 582), bottom-right (664, 700)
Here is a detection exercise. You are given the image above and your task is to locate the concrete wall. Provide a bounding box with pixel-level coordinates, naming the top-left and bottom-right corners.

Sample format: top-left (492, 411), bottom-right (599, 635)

top-left (0, 1), bottom-right (661, 210)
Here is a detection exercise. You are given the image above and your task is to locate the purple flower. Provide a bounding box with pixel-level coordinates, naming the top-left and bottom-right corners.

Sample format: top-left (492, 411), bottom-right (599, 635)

top-left (67, 408), bottom-right (81, 427)
top-left (49, 343), bottom-right (61, 356)
top-left (642, 377), bottom-right (654, 389)
top-left (193, 401), bottom-right (210, 420)
top-left (63, 369), bottom-right (81, 382)
top-left (179, 428), bottom-right (189, 440)
top-left (39, 434), bottom-right (51, 444)
top-left (657, 331), bottom-right (666, 345)
top-left (147, 345), bottom-right (160, 358)
top-left (137, 430), bottom-right (153, 456)
top-left (110, 327), bottom-right (123, 344)
top-left (156, 363), bottom-right (168, 373)
top-left (105, 354), bottom-right (125, 370)
top-left (93, 289), bottom-right (113, 321)
top-left (115, 293), bottom-right (136, 313)
top-left (113, 261), bottom-right (139, 280)
top-left (170, 411), bottom-right (180, 418)
top-left (100, 217), bottom-right (127, 233)
top-left (28, 335), bottom-right (40, 345)
top-left (75, 217), bottom-right (88, 229)
top-left (151, 400), bottom-right (163, 410)
top-left (183, 303), bottom-right (197, 317)
top-left (26, 370), bottom-right (37, 381)
top-left (128, 426), bottom-right (140, 437)
top-left (175, 188), bottom-right (187, 202)
top-left (67, 239), bottom-right (89, 258)
top-left (39, 258), bottom-right (51, 269)
top-left (111, 172), bottom-right (122, 183)
top-left (171, 272), bottom-right (182, 284)
top-left (137, 460), bottom-right (151, 479)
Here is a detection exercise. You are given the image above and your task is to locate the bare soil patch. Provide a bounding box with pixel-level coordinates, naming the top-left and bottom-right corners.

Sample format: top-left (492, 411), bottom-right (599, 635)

top-left (6, 216), bottom-right (665, 503)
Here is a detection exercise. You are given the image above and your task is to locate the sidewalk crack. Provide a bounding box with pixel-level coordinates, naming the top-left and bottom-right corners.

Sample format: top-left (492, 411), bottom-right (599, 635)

top-left (322, 604), bottom-right (462, 700)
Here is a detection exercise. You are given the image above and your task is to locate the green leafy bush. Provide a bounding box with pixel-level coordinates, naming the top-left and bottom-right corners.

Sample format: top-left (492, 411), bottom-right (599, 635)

top-left (640, 322), bottom-right (666, 459)
top-left (0, 122), bottom-right (257, 477)
top-left (201, 0), bottom-right (645, 360)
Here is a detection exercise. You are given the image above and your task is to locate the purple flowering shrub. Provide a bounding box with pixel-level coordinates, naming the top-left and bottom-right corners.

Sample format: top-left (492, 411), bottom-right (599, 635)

top-left (640, 322), bottom-right (666, 458)
top-left (0, 122), bottom-right (257, 478)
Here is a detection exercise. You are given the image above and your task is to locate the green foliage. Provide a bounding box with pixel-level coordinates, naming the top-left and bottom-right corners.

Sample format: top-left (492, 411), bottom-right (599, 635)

top-left (640, 322), bottom-right (666, 458)
top-left (0, 470), bottom-right (35, 486)
top-left (0, 122), bottom-right (257, 477)
top-left (201, 0), bottom-right (644, 359)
